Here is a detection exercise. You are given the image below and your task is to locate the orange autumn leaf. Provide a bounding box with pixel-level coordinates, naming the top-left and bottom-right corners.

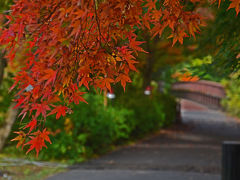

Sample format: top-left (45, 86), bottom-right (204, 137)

top-left (144, 0), bottom-right (157, 10)
top-left (212, 0), bottom-right (240, 14)
top-left (228, 0), bottom-right (240, 15)
top-left (116, 73), bottom-right (132, 91)
top-left (11, 131), bottom-right (26, 149)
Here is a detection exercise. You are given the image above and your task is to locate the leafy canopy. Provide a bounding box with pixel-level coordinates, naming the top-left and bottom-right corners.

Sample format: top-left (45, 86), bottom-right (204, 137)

top-left (0, 0), bottom-right (236, 156)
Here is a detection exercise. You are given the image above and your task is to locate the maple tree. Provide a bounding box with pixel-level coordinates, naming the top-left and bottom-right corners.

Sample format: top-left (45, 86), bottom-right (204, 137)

top-left (0, 0), bottom-right (238, 156)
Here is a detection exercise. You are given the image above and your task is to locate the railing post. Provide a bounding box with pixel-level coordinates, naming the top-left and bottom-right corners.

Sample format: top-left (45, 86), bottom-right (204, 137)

top-left (222, 141), bottom-right (240, 180)
top-left (176, 99), bottom-right (181, 124)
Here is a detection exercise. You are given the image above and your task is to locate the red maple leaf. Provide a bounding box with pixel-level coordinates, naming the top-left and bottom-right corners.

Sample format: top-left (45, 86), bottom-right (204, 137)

top-left (72, 92), bottom-right (88, 105)
top-left (25, 135), bottom-right (45, 157)
top-left (40, 128), bottom-right (52, 144)
top-left (32, 103), bottom-right (51, 118)
top-left (128, 36), bottom-right (147, 53)
top-left (144, 0), bottom-right (157, 10)
top-left (115, 73), bottom-right (132, 91)
top-left (25, 129), bottom-right (51, 157)
top-left (95, 78), bottom-right (114, 91)
top-left (39, 69), bottom-right (57, 87)
top-left (23, 118), bottom-right (37, 133)
top-left (49, 105), bottom-right (68, 119)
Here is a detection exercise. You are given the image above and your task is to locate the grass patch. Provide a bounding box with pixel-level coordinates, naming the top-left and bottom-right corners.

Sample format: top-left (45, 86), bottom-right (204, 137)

top-left (0, 165), bottom-right (65, 180)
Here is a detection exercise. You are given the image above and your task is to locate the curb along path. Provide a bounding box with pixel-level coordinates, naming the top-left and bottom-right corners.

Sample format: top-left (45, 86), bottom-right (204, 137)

top-left (47, 99), bottom-right (240, 180)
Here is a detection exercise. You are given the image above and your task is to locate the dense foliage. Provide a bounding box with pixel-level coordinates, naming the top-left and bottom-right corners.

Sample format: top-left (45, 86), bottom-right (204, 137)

top-left (172, 55), bottom-right (222, 82)
top-left (0, 78), bottom-right (13, 126)
top-left (39, 92), bottom-right (134, 162)
top-left (196, 0), bottom-right (240, 77)
top-left (0, 0), bottom-right (12, 13)
top-left (221, 72), bottom-right (240, 117)
top-left (0, 0), bottom-right (238, 156)
top-left (0, 0), bottom-right (206, 156)
top-left (115, 83), bottom-right (176, 135)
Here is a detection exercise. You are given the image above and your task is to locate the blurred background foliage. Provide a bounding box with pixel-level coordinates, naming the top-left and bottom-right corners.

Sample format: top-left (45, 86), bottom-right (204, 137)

top-left (0, 77), bottom-right (13, 126)
top-left (195, 0), bottom-right (240, 77)
top-left (221, 71), bottom-right (240, 118)
top-left (172, 55), bottom-right (221, 82)
top-left (1, 0), bottom-right (240, 165)
top-left (0, 0), bottom-right (12, 13)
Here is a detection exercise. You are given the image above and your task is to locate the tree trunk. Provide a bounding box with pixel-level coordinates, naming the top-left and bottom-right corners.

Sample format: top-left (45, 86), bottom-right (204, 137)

top-left (0, 53), bottom-right (6, 85)
top-left (142, 37), bottom-right (155, 89)
top-left (0, 103), bottom-right (18, 151)
top-left (143, 55), bottom-right (154, 89)
top-left (0, 52), bottom-right (18, 151)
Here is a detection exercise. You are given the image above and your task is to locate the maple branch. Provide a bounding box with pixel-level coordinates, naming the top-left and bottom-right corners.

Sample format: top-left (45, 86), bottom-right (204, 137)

top-left (94, 0), bottom-right (102, 45)
top-left (2, 10), bottom-right (12, 14)
top-left (92, 1), bottom-right (115, 57)
top-left (1, 0), bottom-right (211, 157)
top-left (43, 2), bottom-right (61, 24)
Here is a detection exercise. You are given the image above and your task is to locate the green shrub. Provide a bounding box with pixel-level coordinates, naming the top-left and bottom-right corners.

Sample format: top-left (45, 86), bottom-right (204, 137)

top-left (221, 72), bottom-right (240, 117)
top-left (38, 92), bottom-right (134, 162)
top-left (115, 84), bottom-right (177, 137)
top-left (0, 78), bottom-right (14, 126)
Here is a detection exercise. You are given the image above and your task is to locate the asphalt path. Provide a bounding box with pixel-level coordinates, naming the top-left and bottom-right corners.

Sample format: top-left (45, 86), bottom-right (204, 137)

top-left (47, 99), bottom-right (240, 180)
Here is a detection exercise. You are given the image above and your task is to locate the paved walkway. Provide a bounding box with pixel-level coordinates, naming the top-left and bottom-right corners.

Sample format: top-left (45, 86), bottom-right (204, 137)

top-left (47, 99), bottom-right (240, 180)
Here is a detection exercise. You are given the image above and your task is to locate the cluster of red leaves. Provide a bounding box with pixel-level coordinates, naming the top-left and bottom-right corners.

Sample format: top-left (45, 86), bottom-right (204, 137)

top-left (172, 72), bottom-right (200, 82)
top-left (211, 0), bottom-right (240, 14)
top-left (11, 129), bottom-right (51, 157)
top-left (0, 0), bottom-right (221, 156)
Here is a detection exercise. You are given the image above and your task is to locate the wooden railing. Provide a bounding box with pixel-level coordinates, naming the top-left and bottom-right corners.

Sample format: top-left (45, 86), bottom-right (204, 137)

top-left (171, 80), bottom-right (226, 110)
